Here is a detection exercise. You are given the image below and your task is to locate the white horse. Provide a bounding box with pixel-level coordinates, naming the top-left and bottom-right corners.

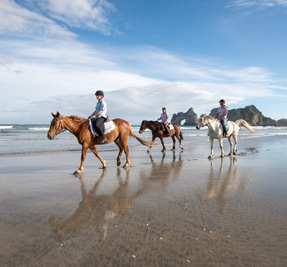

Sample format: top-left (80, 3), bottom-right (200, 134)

top-left (196, 114), bottom-right (254, 159)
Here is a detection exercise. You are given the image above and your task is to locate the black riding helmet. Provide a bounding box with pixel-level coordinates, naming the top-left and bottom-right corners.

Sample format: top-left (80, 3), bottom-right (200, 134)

top-left (162, 107), bottom-right (166, 110)
top-left (219, 99), bottom-right (225, 104)
top-left (95, 90), bottom-right (104, 97)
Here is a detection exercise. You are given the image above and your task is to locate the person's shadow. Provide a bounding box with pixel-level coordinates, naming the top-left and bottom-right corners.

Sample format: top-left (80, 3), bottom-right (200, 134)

top-left (197, 157), bottom-right (253, 214)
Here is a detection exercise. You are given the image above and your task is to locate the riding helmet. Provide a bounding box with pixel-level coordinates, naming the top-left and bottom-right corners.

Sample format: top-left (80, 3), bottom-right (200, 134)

top-left (95, 90), bottom-right (104, 97)
top-left (162, 107), bottom-right (166, 110)
top-left (219, 99), bottom-right (225, 104)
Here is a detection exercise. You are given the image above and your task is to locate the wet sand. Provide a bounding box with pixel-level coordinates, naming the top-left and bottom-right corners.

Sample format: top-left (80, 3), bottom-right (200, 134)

top-left (1, 136), bottom-right (287, 266)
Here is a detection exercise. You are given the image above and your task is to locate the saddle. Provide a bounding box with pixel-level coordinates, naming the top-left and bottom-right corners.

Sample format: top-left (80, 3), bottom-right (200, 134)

top-left (89, 116), bottom-right (116, 136)
top-left (161, 123), bottom-right (174, 135)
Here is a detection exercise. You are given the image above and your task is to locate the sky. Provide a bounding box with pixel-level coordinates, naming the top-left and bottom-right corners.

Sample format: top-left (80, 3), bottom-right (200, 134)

top-left (1, 0), bottom-right (287, 124)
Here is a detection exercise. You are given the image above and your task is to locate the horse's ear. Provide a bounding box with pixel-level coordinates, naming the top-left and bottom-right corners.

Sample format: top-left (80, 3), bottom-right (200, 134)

top-left (51, 111), bottom-right (60, 118)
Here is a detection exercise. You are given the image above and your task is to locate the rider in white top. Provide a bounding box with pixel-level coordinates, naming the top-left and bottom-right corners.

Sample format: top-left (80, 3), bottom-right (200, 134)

top-left (216, 99), bottom-right (228, 137)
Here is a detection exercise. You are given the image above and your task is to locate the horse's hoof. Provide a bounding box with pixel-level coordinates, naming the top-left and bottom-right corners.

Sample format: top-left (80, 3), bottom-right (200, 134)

top-left (73, 170), bottom-right (82, 175)
top-left (180, 146), bottom-right (183, 150)
top-left (117, 162), bottom-right (121, 167)
top-left (220, 155), bottom-right (224, 158)
top-left (171, 148), bottom-right (175, 151)
top-left (123, 164), bottom-right (129, 168)
top-left (161, 149), bottom-right (166, 153)
top-left (208, 156), bottom-right (212, 159)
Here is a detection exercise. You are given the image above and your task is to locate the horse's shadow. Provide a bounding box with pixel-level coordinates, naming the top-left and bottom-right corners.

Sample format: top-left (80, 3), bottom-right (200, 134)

top-left (197, 157), bottom-right (253, 214)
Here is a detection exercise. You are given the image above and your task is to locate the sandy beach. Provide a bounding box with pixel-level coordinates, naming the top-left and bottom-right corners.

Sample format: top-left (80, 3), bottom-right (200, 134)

top-left (1, 135), bottom-right (287, 266)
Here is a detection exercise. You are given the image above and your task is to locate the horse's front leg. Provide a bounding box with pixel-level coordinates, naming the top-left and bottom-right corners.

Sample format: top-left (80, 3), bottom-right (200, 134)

top-left (233, 135), bottom-right (238, 155)
top-left (228, 136), bottom-right (233, 156)
top-left (171, 136), bottom-right (176, 151)
top-left (219, 138), bottom-right (224, 158)
top-left (88, 145), bottom-right (107, 169)
top-left (160, 137), bottom-right (166, 152)
top-left (147, 136), bottom-right (156, 153)
top-left (208, 138), bottom-right (214, 159)
top-left (74, 145), bottom-right (89, 174)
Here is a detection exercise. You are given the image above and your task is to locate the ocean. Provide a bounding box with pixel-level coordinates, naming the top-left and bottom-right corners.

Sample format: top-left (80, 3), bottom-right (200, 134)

top-left (1, 124), bottom-right (287, 156)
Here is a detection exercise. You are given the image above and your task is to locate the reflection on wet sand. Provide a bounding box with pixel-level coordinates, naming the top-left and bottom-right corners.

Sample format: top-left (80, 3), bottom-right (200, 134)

top-left (49, 169), bottom-right (151, 247)
top-left (144, 151), bottom-right (183, 194)
top-left (49, 152), bottom-right (183, 247)
top-left (197, 157), bottom-right (253, 214)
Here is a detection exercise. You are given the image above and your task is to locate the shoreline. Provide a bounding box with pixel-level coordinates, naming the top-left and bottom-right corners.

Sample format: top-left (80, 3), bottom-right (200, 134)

top-left (1, 135), bottom-right (287, 266)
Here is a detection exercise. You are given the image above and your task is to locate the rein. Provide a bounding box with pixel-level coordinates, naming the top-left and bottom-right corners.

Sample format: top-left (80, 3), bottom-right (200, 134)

top-left (55, 118), bottom-right (88, 135)
top-left (206, 119), bottom-right (217, 127)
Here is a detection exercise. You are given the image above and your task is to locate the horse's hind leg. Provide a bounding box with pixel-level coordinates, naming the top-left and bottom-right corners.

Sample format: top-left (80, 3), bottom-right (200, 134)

top-left (171, 136), bottom-right (176, 151)
top-left (121, 136), bottom-right (130, 168)
top-left (114, 139), bottom-right (124, 166)
top-left (88, 145), bottom-right (107, 169)
top-left (176, 131), bottom-right (183, 150)
top-left (160, 137), bottom-right (166, 152)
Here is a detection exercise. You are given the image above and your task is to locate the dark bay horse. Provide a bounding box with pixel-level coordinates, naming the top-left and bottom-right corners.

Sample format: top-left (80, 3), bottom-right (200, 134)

top-left (139, 120), bottom-right (183, 152)
top-left (47, 112), bottom-right (154, 173)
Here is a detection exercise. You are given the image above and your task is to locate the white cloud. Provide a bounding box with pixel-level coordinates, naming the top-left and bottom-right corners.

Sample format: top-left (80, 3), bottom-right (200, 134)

top-left (45, 0), bottom-right (116, 35)
top-left (229, 0), bottom-right (287, 8)
top-left (0, 0), bottom-right (75, 38)
top-left (0, 37), bottom-right (286, 123)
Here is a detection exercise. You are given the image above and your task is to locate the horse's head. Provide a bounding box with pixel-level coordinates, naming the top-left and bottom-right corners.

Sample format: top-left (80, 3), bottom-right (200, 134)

top-left (196, 114), bottom-right (207, 130)
top-left (139, 120), bottom-right (147, 134)
top-left (47, 111), bottom-right (64, 140)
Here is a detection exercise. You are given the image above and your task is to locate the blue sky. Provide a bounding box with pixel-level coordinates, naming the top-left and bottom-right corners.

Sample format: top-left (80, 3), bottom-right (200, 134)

top-left (0, 0), bottom-right (287, 124)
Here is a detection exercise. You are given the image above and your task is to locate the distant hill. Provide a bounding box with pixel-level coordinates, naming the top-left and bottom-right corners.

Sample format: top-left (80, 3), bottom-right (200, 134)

top-left (171, 105), bottom-right (286, 126)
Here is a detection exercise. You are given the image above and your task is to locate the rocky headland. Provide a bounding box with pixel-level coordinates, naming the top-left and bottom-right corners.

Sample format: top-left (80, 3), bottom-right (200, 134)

top-left (171, 105), bottom-right (286, 126)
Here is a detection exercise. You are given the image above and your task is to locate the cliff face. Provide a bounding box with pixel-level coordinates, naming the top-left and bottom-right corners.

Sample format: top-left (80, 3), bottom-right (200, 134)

top-left (209, 105), bottom-right (278, 126)
top-left (171, 108), bottom-right (198, 125)
top-left (277, 119), bottom-right (287, 126)
top-left (171, 105), bottom-right (285, 126)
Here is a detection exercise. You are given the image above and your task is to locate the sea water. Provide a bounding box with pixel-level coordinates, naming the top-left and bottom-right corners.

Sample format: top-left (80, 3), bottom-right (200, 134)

top-left (0, 124), bottom-right (287, 156)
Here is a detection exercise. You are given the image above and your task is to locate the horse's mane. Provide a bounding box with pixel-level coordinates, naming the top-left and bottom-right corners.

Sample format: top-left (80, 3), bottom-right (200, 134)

top-left (204, 115), bottom-right (216, 120)
top-left (66, 115), bottom-right (85, 121)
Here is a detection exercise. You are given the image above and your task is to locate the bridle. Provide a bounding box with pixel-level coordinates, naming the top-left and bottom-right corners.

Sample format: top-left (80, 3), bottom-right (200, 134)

top-left (53, 117), bottom-right (88, 136)
top-left (199, 116), bottom-right (217, 128)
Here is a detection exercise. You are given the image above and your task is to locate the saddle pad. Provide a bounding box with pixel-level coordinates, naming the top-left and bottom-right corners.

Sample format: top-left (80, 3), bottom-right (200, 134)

top-left (89, 120), bottom-right (116, 136)
top-left (161, 123), bottom-right (174, 131)
top-left (168, 124), bottom-right (174, 130)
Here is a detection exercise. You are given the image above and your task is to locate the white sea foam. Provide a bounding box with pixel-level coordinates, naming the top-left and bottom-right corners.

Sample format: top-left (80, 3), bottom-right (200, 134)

top-left (28, 127), bottom-right (49, 131)
top-left (0, 126), bottom-right (13, 130)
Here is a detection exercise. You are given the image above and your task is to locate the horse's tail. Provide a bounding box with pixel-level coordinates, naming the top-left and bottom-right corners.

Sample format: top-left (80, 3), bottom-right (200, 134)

top-left (235, 119), bottom-right (254, 133)
top-left (129, 130), bottom-right (155, 147)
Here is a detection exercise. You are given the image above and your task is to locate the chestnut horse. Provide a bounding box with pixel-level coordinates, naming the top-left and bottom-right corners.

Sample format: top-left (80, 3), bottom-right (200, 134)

top-left (47, 112), bottom-right (154, 173)
top-left (139, 120), bottom-right (183, 153)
